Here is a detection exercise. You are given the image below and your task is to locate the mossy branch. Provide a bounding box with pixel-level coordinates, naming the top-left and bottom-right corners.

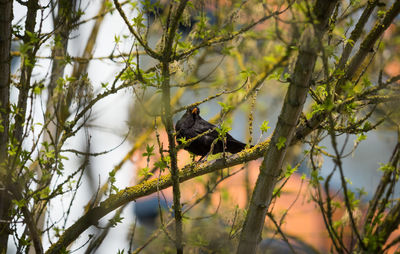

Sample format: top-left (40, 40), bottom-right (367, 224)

top-left (45, 142), bottom-right (268, 254)
top-left (343, 1), bottom-right (400, 82)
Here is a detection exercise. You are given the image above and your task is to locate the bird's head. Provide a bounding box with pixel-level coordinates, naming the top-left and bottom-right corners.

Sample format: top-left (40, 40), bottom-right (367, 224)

top-left (187, 106), bottom-right (200, 118)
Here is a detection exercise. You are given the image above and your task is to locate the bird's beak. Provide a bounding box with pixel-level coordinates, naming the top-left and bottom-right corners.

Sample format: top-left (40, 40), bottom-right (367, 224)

top-left (191, 107), bottom-right (198, 115)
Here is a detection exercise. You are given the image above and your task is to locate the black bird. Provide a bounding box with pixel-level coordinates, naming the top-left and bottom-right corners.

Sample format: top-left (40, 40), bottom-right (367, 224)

top-left (175, 106), bottom-right (249, 158)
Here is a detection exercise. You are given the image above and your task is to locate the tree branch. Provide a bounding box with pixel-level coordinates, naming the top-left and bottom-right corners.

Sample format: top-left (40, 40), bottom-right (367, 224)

top-left (113, 0), bottom-right (160, 60)
top-left (343, 1), bottom-right (400, 83)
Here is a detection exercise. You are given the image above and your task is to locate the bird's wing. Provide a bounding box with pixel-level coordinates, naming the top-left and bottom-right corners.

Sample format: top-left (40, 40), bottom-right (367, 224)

top-left (178, 118), bottom-right (217, 141)
top-left (178, 128), bottom-right (199, 139)
top-left (175, 118), bottom-right (184, 132)
top-left (175, 114), bottom-right (192, 131)
top-left (194, 118), bottom-right (219, 137)
top-left (195, 118), bottom-right (216, 131)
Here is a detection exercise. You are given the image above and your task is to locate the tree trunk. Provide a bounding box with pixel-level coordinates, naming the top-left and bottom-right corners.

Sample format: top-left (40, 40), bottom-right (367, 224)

top-left (237, 1), bottom-right (338, 253)
top-left (0, 0), bottom-right (13, 251)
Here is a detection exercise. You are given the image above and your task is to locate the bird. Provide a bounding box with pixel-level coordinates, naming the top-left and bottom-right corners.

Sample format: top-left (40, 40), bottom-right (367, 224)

top-left (175, 106), bottom-right (250, 158)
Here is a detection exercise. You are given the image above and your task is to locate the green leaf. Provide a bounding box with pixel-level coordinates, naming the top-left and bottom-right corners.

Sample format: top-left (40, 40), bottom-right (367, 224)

top-left (216, 124), bottom-right (232, 139)
top-left (19, 236), bottom-right (30, 246)
top-left (285, 164), bottom-right (298, 178)
top-left (379, 163), bottom-right (394, 172)
top-left (273, 187), bottom-right (281, 197)
top-left (109, 213), bottom-right (124, 227)
top-left (362, 76), bottom-right (372, 88)
top-left (138, 167), bottom-right (153, 177)
top-left (108, 170), bottom-right (116, 186)
top-left (315, 85), bottom-right (328, 98)
top-left (218, 102), bottom-right (233, 113)
top-left (177, 137), bottom-right (187, 145)
top-left (142, 144), bottom-right (155, 157)
top-left (12, 199), bottom-right (26, 208)
top-left (33, 83), bottom-right (44, 95)
top-left (356, 187), bottom-right (367, 198)
top-left (132, 13), bottom-right (146, 28)
top-left (362, 121), bottom-right (372, 131)
top-left (356, 133), bottom-right (367, 142)
top-left (101, 82), bottom-right (109, 89)
top-left (105, 0), bottom-right (113, 11)
top-left (154, 159), bottom-right (167, 171)
top-left (345, 177), bottom-right (353, 185)
top-left (267, 68), bottom-right (284, 80)
top-left (332, 201), bottom-right (342, 208)
top-left (377, 10), bottom-right (386, 18)
top-left (332, 220), bottom-right (343, 229)
top-left (240, 69), bottom-right (256, 80)
top-left (260, 120), bottom-right (270, 134)
top-left (114, 35), bottom-right (120, 44)
top-left (276, 136), bottom-right (286, 150)
top-left (310, 170), bottom-right (324, 186)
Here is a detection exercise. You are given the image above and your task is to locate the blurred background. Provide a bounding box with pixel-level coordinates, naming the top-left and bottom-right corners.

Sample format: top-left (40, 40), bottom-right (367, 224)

top-left (9, 0), bottom-right (400, 253)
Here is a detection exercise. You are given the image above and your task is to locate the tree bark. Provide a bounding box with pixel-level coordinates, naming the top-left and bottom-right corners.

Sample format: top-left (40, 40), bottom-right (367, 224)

top-left (0, 0), bottom-right (12, 251)
top-left (237, 1), bottom-right (338, 253)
